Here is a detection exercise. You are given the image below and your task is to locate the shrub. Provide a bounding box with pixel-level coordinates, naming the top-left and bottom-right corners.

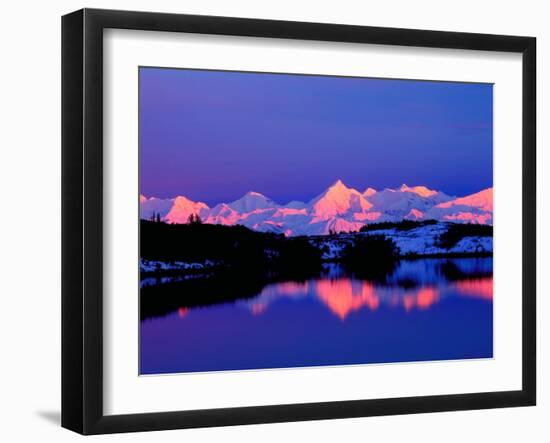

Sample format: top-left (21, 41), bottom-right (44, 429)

top-left (342, 235), bottom-right (398, 262)
top-left (340, 235), bottom-right (398, 281)
top-left (359, 219), bottom-right (437, 233)
top-left (437, 223), bottom-right (493, 249)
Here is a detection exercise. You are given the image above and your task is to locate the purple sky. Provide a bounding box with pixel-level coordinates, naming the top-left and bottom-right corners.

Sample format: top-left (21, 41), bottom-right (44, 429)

top-left (139, 67), bottom-right (493, 205)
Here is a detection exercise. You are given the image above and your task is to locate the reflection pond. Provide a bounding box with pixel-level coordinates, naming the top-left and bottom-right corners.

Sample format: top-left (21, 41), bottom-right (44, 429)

top-left (140, 257), bottom-right (493, 374)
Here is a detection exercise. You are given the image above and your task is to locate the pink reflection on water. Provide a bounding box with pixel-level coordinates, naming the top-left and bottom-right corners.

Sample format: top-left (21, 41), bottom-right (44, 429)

top-left (243, 278), bottom-right (446, 320)
top-left (175, 262), bottom-right (492, 320)
top-left (315, 279), bottom-right (379, 320)
top-left (454, 277), bottom-right (493, 300)
top-left (249, 281), bottom-right (310, 316)
top-left (275, 281), bottom-right (310, 296)
top-left (178, 307), bottom-right (189, 318)
top-left (251, 302), bottom-right (268, 316)
top-left (402, 287), bottom-right (439, 312)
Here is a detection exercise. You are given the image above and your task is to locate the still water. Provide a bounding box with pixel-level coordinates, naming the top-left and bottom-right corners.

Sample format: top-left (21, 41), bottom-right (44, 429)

top-left (140, 257), bottom-right (493, 374)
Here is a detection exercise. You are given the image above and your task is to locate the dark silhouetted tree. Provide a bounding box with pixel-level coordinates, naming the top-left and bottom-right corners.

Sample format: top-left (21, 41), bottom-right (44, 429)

top-left (187, 213), bottom-right (203, 225)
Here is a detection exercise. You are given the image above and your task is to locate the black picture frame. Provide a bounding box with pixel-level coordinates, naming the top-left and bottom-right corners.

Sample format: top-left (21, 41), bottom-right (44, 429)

top-left (62, 8), bottom-right (536, 435)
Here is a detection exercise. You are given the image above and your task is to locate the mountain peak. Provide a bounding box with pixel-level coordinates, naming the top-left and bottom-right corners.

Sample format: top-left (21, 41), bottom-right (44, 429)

top-left (229, 191), bottom-right (276, 212)
top-left (164, 195), bottom-right (209, 224)
top-left (436, 187), bottom-right (493, 211)
top-left (363, 187), bottom-right (377, 197)
top-left (329, 179), bottom-right (347, 189)
top-left (171, 195), bottom-right (209, 209)
top-left (310, 179), bottom-right (371, 219)
top-left (319, 179), bottom-right (357, 200)
top-left (245, 191), bottom-right (266, 197)
top-left (399, 184), bottom-right (438, 197)
top-left (173, 195), bottom-right (197, 205)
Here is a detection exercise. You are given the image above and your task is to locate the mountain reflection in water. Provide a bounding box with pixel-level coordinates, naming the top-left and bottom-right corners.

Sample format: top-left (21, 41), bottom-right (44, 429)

top-left (140, 257), bottom-right (493, 374)
top-left (239, 273), bottom-right (492, 320)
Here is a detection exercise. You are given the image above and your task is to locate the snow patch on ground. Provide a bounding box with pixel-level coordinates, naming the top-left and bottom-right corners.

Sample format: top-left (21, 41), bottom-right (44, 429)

top-left (309, 222), bottom-right (492, 259)
top-left (140, 258), bottom-right (219, 274)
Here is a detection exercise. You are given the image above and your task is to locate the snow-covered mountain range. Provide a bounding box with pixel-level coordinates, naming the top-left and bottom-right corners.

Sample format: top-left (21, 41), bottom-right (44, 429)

top-left (140, 180), bottom-right (493, 236)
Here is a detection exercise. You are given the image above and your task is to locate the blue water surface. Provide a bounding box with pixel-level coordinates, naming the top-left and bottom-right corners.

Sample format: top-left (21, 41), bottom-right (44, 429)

top-left (140, 258), bottom-right (493, 374)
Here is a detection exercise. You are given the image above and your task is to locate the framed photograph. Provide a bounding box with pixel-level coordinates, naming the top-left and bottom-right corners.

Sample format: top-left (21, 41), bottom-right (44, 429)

top-left (62, 8), bottom-right (536, 435)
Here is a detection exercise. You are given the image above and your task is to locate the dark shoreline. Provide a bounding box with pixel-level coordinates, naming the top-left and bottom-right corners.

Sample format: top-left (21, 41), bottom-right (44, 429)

top-left (140, 251), bottom-right (493, 278)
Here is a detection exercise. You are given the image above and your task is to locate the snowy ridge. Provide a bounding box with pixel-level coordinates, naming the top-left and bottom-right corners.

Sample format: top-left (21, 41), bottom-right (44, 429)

top-left (308, 223), bottom-right (493, 260)
top-left (424, 188), bottom-right (493, 224)
top-left (140, 180), bottom-right (493, 236)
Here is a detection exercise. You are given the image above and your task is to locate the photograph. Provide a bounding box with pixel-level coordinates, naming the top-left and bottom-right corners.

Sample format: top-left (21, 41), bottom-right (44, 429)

top-left (138, 67), bottom-right (494, 375)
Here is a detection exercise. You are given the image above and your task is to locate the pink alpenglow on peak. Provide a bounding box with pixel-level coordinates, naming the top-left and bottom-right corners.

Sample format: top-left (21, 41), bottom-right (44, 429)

top-left (140, 181), bottom-right (493, 236)
top-left (363, 187), bottom-right (377, 197)
top-left (309, 180), bottom-right (373, 220)
top-left (399, 184), bottom-right (439, 198)
top-left (404, 208), bottom-right (424, 221)
top-left (164, 196), bottom-right (209, 224)
top-left (425, 188), bottom-right (493, 225)
top-left (139, 194), bottom-right (148, 204)
top-left (436, 188), bottom-right (493, 212)
top-left (366, 185), bottom-right (453, 220)
top-left (204, 203), bottom-right (240, 226)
